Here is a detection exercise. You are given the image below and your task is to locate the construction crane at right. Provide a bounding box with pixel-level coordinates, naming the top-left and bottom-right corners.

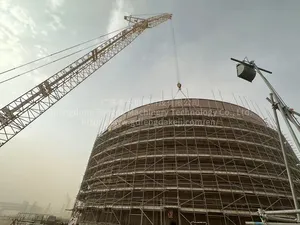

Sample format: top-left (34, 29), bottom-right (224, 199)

top-left (231, 57), bottom-right (300, 225)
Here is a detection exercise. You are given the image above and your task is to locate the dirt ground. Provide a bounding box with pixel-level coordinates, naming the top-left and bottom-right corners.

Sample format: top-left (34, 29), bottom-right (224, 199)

top-left (0, 220), bottom-right (11, 225)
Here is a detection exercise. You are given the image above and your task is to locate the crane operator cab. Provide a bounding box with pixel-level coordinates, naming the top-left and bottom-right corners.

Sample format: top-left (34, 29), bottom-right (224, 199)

top-left (236, 63), bottom-right (256, 82)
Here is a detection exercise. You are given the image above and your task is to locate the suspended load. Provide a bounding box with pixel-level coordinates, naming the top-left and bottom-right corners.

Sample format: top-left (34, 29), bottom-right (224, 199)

top-left (236, 63), bottom-right (256, 82)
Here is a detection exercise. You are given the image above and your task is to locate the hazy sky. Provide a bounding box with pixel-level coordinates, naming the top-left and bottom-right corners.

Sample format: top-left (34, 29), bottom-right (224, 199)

top-left (1, 0), bottom-right (300, 213)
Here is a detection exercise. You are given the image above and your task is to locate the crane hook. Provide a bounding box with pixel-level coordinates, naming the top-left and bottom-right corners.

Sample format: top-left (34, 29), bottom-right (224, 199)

top-left (177, 82), bottom-right (182, 91)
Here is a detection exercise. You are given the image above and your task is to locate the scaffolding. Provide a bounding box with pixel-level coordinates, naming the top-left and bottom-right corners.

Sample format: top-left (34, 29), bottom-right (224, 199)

top-left (75, 98), bottom-right (300, 225)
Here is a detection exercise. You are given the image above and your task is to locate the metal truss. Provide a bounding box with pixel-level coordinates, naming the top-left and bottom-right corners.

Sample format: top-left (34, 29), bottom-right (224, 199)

top-left (0, 13), bottom-right (172, 148)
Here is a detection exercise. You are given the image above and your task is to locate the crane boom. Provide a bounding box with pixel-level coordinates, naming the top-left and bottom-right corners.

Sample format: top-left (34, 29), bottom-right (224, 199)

top-left (0, 13), bottom-right (172, 148)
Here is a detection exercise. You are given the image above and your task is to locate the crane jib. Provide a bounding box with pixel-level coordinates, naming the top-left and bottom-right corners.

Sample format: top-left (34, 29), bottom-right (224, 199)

top-left (1, 27), bottom-right (134, 115)
top-left (0, 13), bottom-right (172, 147)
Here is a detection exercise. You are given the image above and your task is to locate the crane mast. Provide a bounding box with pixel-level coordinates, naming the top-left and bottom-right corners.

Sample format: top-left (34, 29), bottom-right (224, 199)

top-left (0, 13), bottom-right (172, 148)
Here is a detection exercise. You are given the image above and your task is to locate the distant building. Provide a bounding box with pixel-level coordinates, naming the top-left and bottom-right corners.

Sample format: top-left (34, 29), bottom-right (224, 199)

top-left (0, 201), bottom-right (42, 216)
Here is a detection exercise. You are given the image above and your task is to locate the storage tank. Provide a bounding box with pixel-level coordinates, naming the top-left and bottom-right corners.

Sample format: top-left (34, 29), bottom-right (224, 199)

top-left (76, 98), bottom-right (300, 225)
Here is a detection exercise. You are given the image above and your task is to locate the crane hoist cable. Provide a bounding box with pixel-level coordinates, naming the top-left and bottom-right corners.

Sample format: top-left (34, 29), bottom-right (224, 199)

top-left (0, 26), bottom-right (129, 76)
top-left (170, 19), bottom-right (181, 91)
top-left (0, 40), bottom-right (106, 85)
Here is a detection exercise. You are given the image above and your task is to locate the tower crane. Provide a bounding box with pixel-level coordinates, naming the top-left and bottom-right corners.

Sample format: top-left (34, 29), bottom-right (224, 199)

top-left (0, 13), bottom-right (172, 148)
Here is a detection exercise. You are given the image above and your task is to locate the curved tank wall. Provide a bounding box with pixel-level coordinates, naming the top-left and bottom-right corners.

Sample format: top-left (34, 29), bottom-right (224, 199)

top-left (76, 98), bottom-right (300, 225)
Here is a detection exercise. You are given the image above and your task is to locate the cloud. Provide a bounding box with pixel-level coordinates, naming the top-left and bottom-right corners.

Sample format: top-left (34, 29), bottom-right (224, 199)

top-left (107, 0), bottom-right (133, 35)
top-left (48, 13), bottom-right (65, 31)
top-left (0, 1), bottom-right (52, 80)
top-left (0, 0), bottom-right (10, 11)
top-left (45, 0), bottom-right (65, 32)
top-left (47, 0), bottom-right (65, 10)
top-left (0, 4), bottom-right (36, 37)
top-left (30, 70), bottom-right (48, 85)
top-left (0, 2), bottom-right (36, 68)
top-left (0, 26), bottom-right (24, 66)
top-left (34, 44), bottom-right (50, 58)
top-left (9, 5), bottom-right (37, 36)
top-left (41, 30), bottom-right (48, 36)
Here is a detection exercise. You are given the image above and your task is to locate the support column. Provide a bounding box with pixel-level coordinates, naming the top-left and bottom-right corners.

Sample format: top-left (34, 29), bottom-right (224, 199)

top-left (270, 93), bottom-right (300, 222)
